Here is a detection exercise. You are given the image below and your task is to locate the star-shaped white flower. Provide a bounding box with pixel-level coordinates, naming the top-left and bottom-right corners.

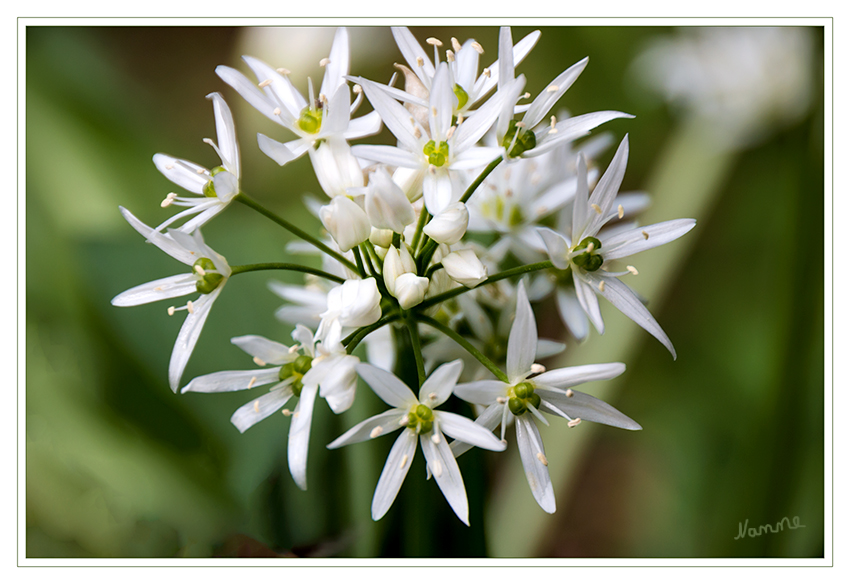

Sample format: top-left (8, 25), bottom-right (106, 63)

top-left (328, 360), bottom-right (506, 525)
top-left (152, 93), bottom-right (240, 233)
top-left (453, 280), bottom-right (639, 513)
top-left (111, 207), bottom-right (231, 392)
top-left (537, 136), bottom-right (696, 357)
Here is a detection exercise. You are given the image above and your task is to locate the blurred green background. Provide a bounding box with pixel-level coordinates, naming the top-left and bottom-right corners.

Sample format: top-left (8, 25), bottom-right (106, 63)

top-left (25, 25), bottom-right (825, 559)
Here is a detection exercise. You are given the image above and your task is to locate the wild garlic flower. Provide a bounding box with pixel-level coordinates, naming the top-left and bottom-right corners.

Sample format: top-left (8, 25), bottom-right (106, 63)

top-left (315, 278), bottom-right (382, 343)
top-left (152, 92), bottom-right (240, 233)
top-left (111, 207), bottom-right (231, 392)
top-left (537, 136), bottom-right (696, 357)
top-left (328, 360), bottom-right (506, 525)
top-left (453, 281), bottom-right (639, 512)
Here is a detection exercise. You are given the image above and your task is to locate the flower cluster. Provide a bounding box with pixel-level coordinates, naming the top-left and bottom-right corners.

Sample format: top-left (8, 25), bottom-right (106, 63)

top-left (113, 27), bottom-right (695, 525)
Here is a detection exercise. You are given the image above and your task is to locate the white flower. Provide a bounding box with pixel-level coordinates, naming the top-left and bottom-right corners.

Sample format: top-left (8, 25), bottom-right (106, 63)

top-left (441, 249), bottom-right (488, 288)
top-left (316, 277), bottom-right (382, 342)
top-left (111, 207), bottom-right (231, 392)
top-left (537, 136), bottom-right (696, 357)
top-left (393, 273), bottom-right (430, 310)
top-left (328, 360), bottom-right (506, 524)
top-left (364, 167), bottom-right (416, 233)
top-left (152, 93), bottom-right (240, 233)
top-left (453, 281), bottom-right (638, 513)
top-left (319, 196), bottom-right (371, 252)
top-left (422, 202), bottom-right (469, 245)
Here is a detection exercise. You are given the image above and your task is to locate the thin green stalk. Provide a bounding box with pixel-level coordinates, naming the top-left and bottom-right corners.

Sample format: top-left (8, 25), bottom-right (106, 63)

top-left (234, 192), bottom-right (358, 273)
top-left (230, 263), bottom-right (345, 283)
top-left (424, 262), bottom-right (443, 280)
top-left (403, 312), bottom-right (426, 387)
top-left (417, 261), bottom-right (554, 311)
top-left (418, 315), bottom-right (509, 383)
top-left (352, 246), bottom-right (367, 278)
top-left (410, 206), bottom-right (431, 253)
top-left (344, 312), bottom-right (402, 354)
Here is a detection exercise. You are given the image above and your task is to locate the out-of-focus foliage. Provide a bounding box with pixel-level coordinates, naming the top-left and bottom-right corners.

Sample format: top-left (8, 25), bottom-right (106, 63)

top-left (25, 25), bottom-right (824, 558)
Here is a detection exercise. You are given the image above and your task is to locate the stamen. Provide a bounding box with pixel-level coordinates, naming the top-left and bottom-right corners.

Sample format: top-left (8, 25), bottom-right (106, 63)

top-left (416, 56), bottom-right (425, 67)
top-left (446, 50), bottom-right (455, 63)
top-left (471, 41), bottom-right (484, 54)
top-left (399, 415), bottom-right (410, 426)
top-left (399, 454), bottom-right (408, 469)
top-left (253, 356), bottom-right (267, 366)
top-left (515, 121), bottom-right (526, 129)
top-left (642, 230), bottom-right (649, 240)
top-left (598, 281), bottom-right (606, 292)
top-left (167, 306), bottom-right (176, 316)
top-left (431, 433), bottom-right (441, 444)
top-left (591, 203), bottom-right (603, 214)
top-left (451, 37), bottom-right (462, 52)
top-left (258, 79), bottom-right (273, 88)
top-left (196, 167), bottom-right (206, 174)
top-left (370, 426), bottom-right (383, 438)
top-left (536, 452), bottom-right (549, 466)
top-left (531, 363), bottom-right (546, 374)
top-left (482, 67), bottom-right (491, 78)
top-left (428, 392), bottom-right (438, 401)
top-left (426, 37), bottom-right (443, 47)
top-left (522, 92), bottom-right (531, 99)
top-left (319, 57), bottom-right (331, 67)
top-left (194, 265), bottom-right (206, 276)
top-left (165, 164), bottom-right (174, 170)
top-left (446, 125), bottom-right (456, 139)
top-left (353, 84), bottom-right (362, 94)
top-left (273, 107), bottom-right (281, 116)
top-left (154, 286), bottom-right (164, 291)
top-left (431, 459), bottom-right (443, 478)
top-left (186, 300), bottom-right (195, 314)
top-left (319, 93), bottom-right (328, 104)
top-left (281, 409), bottom-right (292, 416)
top-left (457, 114), bottom-right (464, 125)
top-left (496, 396), bottom-right (507, 404)
top-left (247, 376), bottom-right (257, 389)
top-left (627, 265), bottom-right (639, 275)
top-left (431, 106), bottom-right (438, 117)
top-left (288, 345), bottom-right (300, 353)
top-left (276, 68), bottom-right (291, 75)
top-left (568, 418), bottom-right (582, 428)
top-left (586, 242), bottom-right (595, 253)
top-left (550, 115), bottom-right (557, 128)
top-left (253, 400), bottom-right (260, 413)
top-left (546, 84), bottom-right (560, 93)
top-left (618, 204), bottom-right (625, 219)
top-left (413, 126), bottom-right (422, 139)
top-left (566, 389), bottom-right (574, 398)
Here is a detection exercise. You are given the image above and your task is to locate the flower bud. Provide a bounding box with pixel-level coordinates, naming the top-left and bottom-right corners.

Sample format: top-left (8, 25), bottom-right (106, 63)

top-left (323, 278), bottom-right (382, 328)
top-left (393, 273), bottom-right (430, 309)
top-left (319, 196), bottom-right (371, 252)
top-left (423, 202), bottom-right (469, 245)
top-left (365, 167), bottom-right (416, 233)
top-left (382, 245), bottom-right (417, 296)
top-left (369, 227), bottom-right (393, 248)
top-left (441, 249), bottom-right (488, 288)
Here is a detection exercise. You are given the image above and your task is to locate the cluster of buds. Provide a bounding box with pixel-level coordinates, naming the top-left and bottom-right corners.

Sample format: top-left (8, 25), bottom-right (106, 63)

top-left (112, 26), bottom-right (694, 525)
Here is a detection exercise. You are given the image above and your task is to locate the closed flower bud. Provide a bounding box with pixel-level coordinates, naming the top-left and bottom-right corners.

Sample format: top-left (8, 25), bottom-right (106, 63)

top-left (324, 278), bottom-right (382, 328)
top-left (442, 249), bottom-right (488, 288)
top-left (319, 196), bottom-right (371, 252)
top-left (423, 202), bottom-right (469, 245)
top-left (365, 167), bottom-right (416, 233)
top-left (393, 273), bottom-right (430, 309)
top-left (382, 246), bottom-right (404, 296)
top-left (369, 227), bottom-right (394, 248)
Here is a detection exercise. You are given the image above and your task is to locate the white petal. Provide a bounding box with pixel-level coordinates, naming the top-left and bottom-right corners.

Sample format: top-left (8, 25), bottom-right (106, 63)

top-left (215, 64), bottom-right (287, 125)
top-left (556, 287), bottom-right (590, 341)
top-left (242, 56), bottom-right (306, 117)
top-left (601, 219), bottom-right (697, 260)
top-left (119, 207), bottom-right (195, 265)
top-left (327, 408), bottom-right (407, 448)
top-left (322, 85), bottom-right (352, 136)
top-left (310, 136), bottom-right (364, 198)
top-left (536, 227), bottom-right (571, 270)
top-left (537, 387), bottom-right (641, 430)
top-left (320, 27), bottom-right (350, 97)
top-left (571, 154), bottom-right (591, 241)
top-left (531, 111), bottom-right (634, 158)
top-left (435, 411), bottom-right (505, 452)
top-left (533, 362), bottom-right (625, 388)
top-left (206, 92), bottom-right (240, 178)
top-left (536, 339), bottom-right (566, 359)
top-left (111, 274), bottom-right (197, 307)
top-left (355, 77), bottom-right (423, 152)
top-left (449, 402), bottom-right (505, 459)
top-left (372, 429), bottom-right (417, 520)
top-left (288, 384), bottom-right (318, 490)
top-left (351, 144), bottom-right (421, 169)
top-left (230, 335), bottom-right (293, 364)
top-left (453, 380), bottom-right (507, 406)
top-left (515, 414), bottom-right (556, 513)
top-left (181, 367), bottom-right (281, 394)
top-left (423, 168), bottom-right (455, 215)
top-left (316, 353), bottom-right (359, 414)
top-left (153, 154), bottom-right (208, 194)
top-left (506, 281), bottom-right (537, 383)
top-left (257, 133), bottom-right (302, 166)
top-left (585, 135), bottom-right (629, 235)
top-left (292, 324), bottom-right (316, 357)
top-left (419, 359), bottom-right (463, 406)
top-left (421, 432), bottom-right (469, 525)
top-left (498, 27), bottom-right (515, 93)
top-left (449, 146), bottom-right (504, 170)
top-left (230, 385), bottom-right (295, 433)
top-left (391, 27), bottom-right (435, 88)
top-left (573, 272), bottom-right (604, 335)
top-left (430, 64), bottom-right (453, 140)
top-left (356, 363), bottom-right (418, 408)
top-left (345, 111), bottom-right (383, 140)
top-left (523, 57), bottom-right (588, 129)
top-left (168, 287), bottom-right (221, 392)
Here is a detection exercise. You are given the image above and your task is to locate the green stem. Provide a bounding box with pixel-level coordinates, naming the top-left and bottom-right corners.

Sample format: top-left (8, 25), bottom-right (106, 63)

top-left (418, 315), bottom-right (509, 383)
top-left (234, 192), bottom-right (358, 273)
top-left (424, 262), bottom-right (443, 280)
top-left (417, 260), bottom-right (554, 311)
top-left (352, 246), bottom-right (367, 278)
top-left (344, 312), bottom-right (402, 354)
top-left (230, 263), bottom-right (345, 283)
top-left (410, 205), bottom-right (431, 253)
top-left (403, 312), bottom-right (426, 387)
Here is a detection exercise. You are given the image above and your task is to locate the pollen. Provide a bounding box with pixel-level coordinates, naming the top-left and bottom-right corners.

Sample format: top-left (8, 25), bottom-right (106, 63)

top-left (471, 41), bottom-right (484, 54)
top-left (400, 454), bottom-right (408, 469)
top-left (431, 459), bottom-right (443, 478)
top-left (353, 84), bottom-right (362, 94)
top-left (426, 37), bottom-right (443, 47)
top-left (253, 400), bottom-right (260, 413)
top-left (642, 230), bottom-right (649, 240)
top-left (370, 426), bottom-right (383, 438)
top-left (536, 452), bottom-right (549, 466)
top-left (591, 203), bottom-right (603, 214)
top-left (627, 265), bottom-right (639, 275)
top-left (482, 67), bottom-right (491, 78)
top-left (247, 376), bottom-right (257, 389)
top-left (253, 356), bottom-right (267, 366)
top-left (258, 79), bottom-right (273, 88)
top-left (431, 433), bottom-right (441, 444)
top-left (598, 281), bottom-right (606, 292)
top-left (276, 67), bottom-right (290, 75)
top-left (273, 107), bottom-right (281, 116)
top-left (546, 85), bottom-right (560, 93)
top-left (186, 300), bottom-right (195, 314)
top-left (531, 363), bottom-right (546, 374)
top-left (416, 56), bottom-right (425, 67)
top-left (167, 306), bottom-right (176, 316)
top-left (618, 204), bottom-right (625, 219)
top-left (451, 37), bottom-right (462, 52)
top-left (568, 418), bottom-right (582, 428)
top-left (566, 389), bottom-right (574, 398)
top-left (319, 57), bottom-right (331, 67)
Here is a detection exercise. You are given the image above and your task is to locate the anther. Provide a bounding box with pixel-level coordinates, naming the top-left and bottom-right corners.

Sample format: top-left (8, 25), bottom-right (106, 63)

top-left (399, 415), bottom-right (410, 427)
top-left (446, 125), bottom-right (456, 139)
top-left (515, 121), bottom-right (526, 128)
top-left (566, 389), bottom-right (574, 397)
top-left (194, 265), bottom-right (206, 276)
top-left (482, 67), bottom-right (491, 78)
top-left (319, 57), bottom-right (331, 67)
top-left (536, 452), bottom-right (549, 466)
top-left (642, 230), bottom-right (649, 240)
top-left (276, 68), bottom-right (290, 75)
top-left (591, 203), bottom-right (603, 214)
top-left (522, 92), bottom-right (531, 99)
top-left (247, 376), bottom-right (257, 389)
top-left (471, 41), bottom-right (484, 54)
top-left (496, 397), bottom-right (507, 404)
top-left (451, 37), bottom-right (462, 52)
top-left (446, 50), bottom-right (455, 63)
top-left (586, 242), bottom-right (595, 253)
top-left (399, 454), bottom-right (408, 469)
top-left (550, 115), bottom-right (557, 128)
top-left (416, 56), bottom-right (425, 67)
top-left (457, 114), bottom-right (464, 125)
top-left (618, 204), bottom-right (625, 219)
top-left (288, 345), bottom-right (299, 353)
top-left (165, 164), bottom-right (174, 170)
top-left (431, 459), bottom-right (443, 478)
top-left (154, 286), bottom-right (164, 291)
top-left (353, 84), bottom-right (362, 94)
top-left (196, 168), bottom-right (206, 174)
top-left (426, 37), bottom-right (443, 47)
top-left (431, 433), bottom-right (441, 444)
top-left (258, 79), bottom-right (272, 88)
top-left (546, 84), bottom-right (560, 93)
top-left (273, 107), bottom-right (281, 116)
top-left (370, 426), bottom-right (383, 438)
top-left (281, 409), bottom-right (292, 416)
top-left (160, 193), bottom-right (177, 208)
top-left (428, 392), bottom-right (437, 401)
top-left (598, 281), bottom-right (606, 292)
top-left (167, 306), bottom-right (176, 316)
top-left (627, 265), bottom-right (639, 275)
top-left (253, 400), bottom-right (260, 413)
top-left (568, 418), bottom-right (582, 428)
top-left (186, 300), bottom-right (195, 314)
top-left (319, 93), bottom-right (328, 104)
top-left (531, 363), bottom-right (546, 374)
top-left (431, 106), bottom-right (438, 117)
top-left (413, 127), bottom-right (422, 139)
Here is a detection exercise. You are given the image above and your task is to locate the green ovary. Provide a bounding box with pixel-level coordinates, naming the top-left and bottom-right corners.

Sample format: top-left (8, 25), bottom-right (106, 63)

top-left (571, 236), bottom-right (604, 272)
top-left (501, 119), bottom-right (537, 158)
top-left (406, 403), bottom-right (435, 434)
top-left (297, 106), bottom-right (323, 134)
top-left (202, 166), bottom-right (228, 198)
top-left (508, 381), bottom-right (541, 416)
top-left (194, 258), bottom-right (224, 294)
top-left (278, 354), bottom-right (313, 397)
top-left (423, 140), bottom-right (449, 167)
